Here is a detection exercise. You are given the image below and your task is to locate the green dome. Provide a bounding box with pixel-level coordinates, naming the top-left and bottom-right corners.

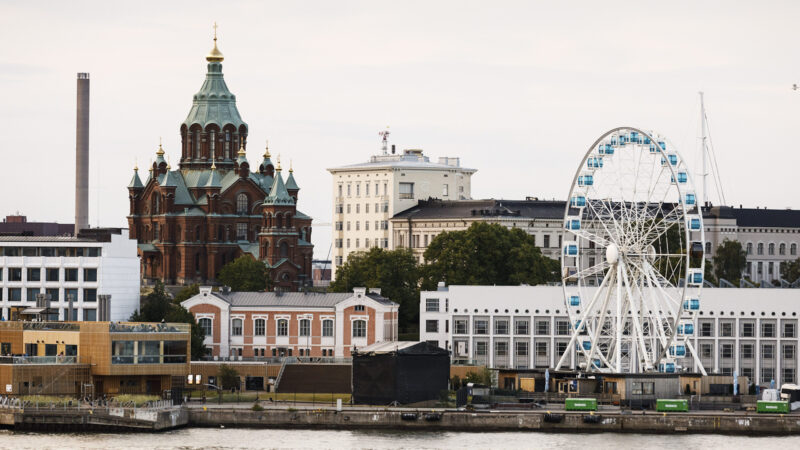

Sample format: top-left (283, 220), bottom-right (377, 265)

top-left (183, 61), bottom-right (247, 131)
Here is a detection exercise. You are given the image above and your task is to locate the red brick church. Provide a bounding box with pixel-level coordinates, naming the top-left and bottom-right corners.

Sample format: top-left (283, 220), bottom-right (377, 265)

top-left (127, 34), bottom-right (313, 290)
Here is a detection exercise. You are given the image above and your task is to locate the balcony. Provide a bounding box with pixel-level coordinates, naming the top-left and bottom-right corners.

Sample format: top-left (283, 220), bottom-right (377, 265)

top-left (110, 322), bottom-right (190, 333)
top-left (0, 355), bottom-right (83, 364)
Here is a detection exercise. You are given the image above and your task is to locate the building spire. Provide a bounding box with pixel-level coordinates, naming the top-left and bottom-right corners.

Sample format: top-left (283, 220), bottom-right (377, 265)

top-left (156, 137), bottom-right (165, 156)
top-left (289, 158), bottom-right (293, 173)
top-left (276, 154), bottom-right (282, 172)
top-left (264, 140), bottom-right (271, 158)
top-left (206, 22), bottom-right (224, 62)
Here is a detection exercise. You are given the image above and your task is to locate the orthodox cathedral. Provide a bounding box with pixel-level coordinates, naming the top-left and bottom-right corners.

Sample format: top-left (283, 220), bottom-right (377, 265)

top-left (127, 33), bottom-right (313, 290)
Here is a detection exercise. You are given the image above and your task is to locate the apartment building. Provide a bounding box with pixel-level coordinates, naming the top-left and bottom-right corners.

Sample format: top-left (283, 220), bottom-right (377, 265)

top-left (0, 228), bottom-right (140, 322)
top-left (328, 148), bottom-right (475, 278)
top-left (420, 284), bottom-right (800, 386)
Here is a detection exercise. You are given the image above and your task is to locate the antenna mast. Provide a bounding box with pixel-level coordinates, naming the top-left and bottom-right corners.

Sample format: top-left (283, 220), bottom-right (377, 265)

top-left (378, 126), bottom-right (390, 155)
top-left (699, 91), bottom-right (708, 206)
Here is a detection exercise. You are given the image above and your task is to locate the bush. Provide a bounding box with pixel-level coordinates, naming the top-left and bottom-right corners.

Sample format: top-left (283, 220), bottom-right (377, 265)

top-left (252, 402), bottom-right (264, 411)
top-left (219, 364), bottom-right (240, 390)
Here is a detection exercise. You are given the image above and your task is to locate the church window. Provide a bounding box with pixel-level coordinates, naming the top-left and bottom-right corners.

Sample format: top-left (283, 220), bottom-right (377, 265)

top-left (154, 225), bottom-right (160, 241)
top-left (236, 193), bottom-right (248, 214)
top-left (285, 214), bottom-right (292, 228)
top-left (280, 242), bottom-right (289, 258)
top-left (194, 129), bottom-right (201, 158)
top-left (236, 223), bottom-right (248, 241)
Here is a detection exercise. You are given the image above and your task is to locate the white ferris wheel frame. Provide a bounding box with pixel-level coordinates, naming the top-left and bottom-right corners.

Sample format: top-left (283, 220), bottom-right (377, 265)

top-left (554, 126), bottom-right (707, 375)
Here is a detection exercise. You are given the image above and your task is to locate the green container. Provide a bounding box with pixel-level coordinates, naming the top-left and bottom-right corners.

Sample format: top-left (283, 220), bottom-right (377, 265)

top-left (757, 401), bottom-right (790, 414)
top-left (656, 399), bottom-right (688, 412)
top-left (565, 398), bottom-right (597, 411)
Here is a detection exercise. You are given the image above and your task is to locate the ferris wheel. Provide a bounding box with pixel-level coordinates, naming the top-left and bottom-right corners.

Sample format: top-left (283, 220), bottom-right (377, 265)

top-left (554, 127), bottom-right (707, 375)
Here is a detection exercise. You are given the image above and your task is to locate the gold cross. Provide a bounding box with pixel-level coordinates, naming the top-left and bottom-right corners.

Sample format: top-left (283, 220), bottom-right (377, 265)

top-left (213, 22), bottom-right (218, 41)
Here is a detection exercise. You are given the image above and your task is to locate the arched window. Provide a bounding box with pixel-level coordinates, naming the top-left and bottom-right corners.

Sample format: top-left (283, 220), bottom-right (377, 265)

top-left (768, 243), bottom-right (775, 256)
top-left (194, 129), bottom-right (201, 158)
top-left (352, 320), bottom-right (366, 338)
top-left (746, 242), bottom-right (753, 255)
top-left (199, 318), bottom-right (212, 336)
top-left (195, 226), bottom-right (201, 242)
top-left (236, 193), bottom-right (248, 214)
top-left (280, 242), bottom-right (289, 258)
top-left (792, 243), bottom-right (798, 256)
top-left (254, 319), bottom-right (265, 336)
top-left (194, 253), bottom-right (200, 272)
top-left (322, 319), bottom-right (334, 337)
top-left (779, 243), bottom-right (786, 256)
top-left (285, 214), bottom-right (292, 228)
top-left (276, 213), bottom-right (283, 229)
top-left (154, 224), bottom-right (160, 241)
top-left (299, 319), bottom-right (310, 337)
top-left (757, 243), bottom-right (764, 255)
top-left (277, 319), bottom-right (288, 336)
top-left (231, 319), bottom-right (243, 336)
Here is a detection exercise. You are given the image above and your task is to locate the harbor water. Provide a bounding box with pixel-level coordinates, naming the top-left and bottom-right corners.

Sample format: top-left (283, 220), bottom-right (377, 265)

top-left (0, 428), bottom-right (799, 449)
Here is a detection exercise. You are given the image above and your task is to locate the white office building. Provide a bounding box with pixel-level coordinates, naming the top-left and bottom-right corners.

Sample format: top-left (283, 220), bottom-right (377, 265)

top-left (0, 228), bottom-right (140, 321)
top-left (420, 284), bottom-right (800, 386)
top-left (328, 147), bottom-right (475, 277)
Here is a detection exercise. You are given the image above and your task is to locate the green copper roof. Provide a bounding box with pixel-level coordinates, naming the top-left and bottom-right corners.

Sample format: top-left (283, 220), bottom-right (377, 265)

top-left (159, 170), bottom-right (178, 188)
top-left (285, 171), bottom-right (299, 191)
top-left (183, 61), bottom-right (247, 131)
top-left (205, 167), bottom-right (222, 188)
top-left (128, 169), bottom-right (144, 189)
top-left (263, 171), bottom-right (295, 205)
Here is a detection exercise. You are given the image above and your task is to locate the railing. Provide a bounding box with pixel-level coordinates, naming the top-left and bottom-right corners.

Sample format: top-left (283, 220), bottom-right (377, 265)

top-left (5, 355), bottom-right (81, 364)
top-left (198, 356), bottom-right (352, 364)
top-left (110, 322), bottom-right (190, 333)
top-left (111, 355), bottom-right (187, 365)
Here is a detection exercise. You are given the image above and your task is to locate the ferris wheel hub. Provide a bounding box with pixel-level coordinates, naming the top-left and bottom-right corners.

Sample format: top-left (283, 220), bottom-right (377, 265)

top-left (605, 243), bottom-right (619, 265)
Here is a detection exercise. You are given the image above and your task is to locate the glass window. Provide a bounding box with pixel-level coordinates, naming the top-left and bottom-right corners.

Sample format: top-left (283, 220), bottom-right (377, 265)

top-left (475, 341), bottom-right (487, 356)
top-left (323, 319), bottom-right (334, 337)
top-left (112, 341), bottom-right (135, 364)
top-left (515, 319), bottom-right (529, 335)
top-left (762, 344), bottom-right (775, 359)
top-left (254, 319), bottom-right (265, 336)
top-left (8, 288), bottom-right (21, 302)
top-left (199, 318), bottom-right (212, 336)
top-left (783, 344), bottom-right (795, 360)
top-left (277, 319), bottom-right (288, 336)
top-left (299, 319), bottom-right (310, 337)
top-left (26, 289), bottom-right (39, 302)
top-left (720, 322), bottom-right (733, 337)
top-left (64, 288), bottom-right (78, 303)
top-left (536, 320), bottom-right (549, 335)
top-left (556, 320), bottom-right (570, 336)
top-left (425, 298), bottom-right (439, 312)
top-left (164, 340), bottom-right (188, 363)
top-left (741, 344), bottom-right (754, 359)
top-left (46, 268), bottom-right (59, 282)
top-left (9, 268), bottom-right (22, 282)
top-left (352, 320), bottom-right (366, 338)
top-left (762, 323), bottom-right (775, 338)
top-left (536, 341), bottom-right (548, 357)
top-left (701, 344), bottom-right (713, 358)
top-left (784, 323), bottom-right (796, 338)
top-left (354, 305), bottom-right (365, 312)
top-left (84, 268), bottom-right (97, 282)
top-left (721, 344), bottom-right (733, 359)
top-left (231, 319), bottom-right (243, 336)
top-left (742, 322), bottom-right (755, 337)
top-left (700, 322), bottom-right (713, 337)
top-left (474, 319), bottom-right (488, 335)
top-left (516, 341), bottom-right (528, 356)
top-left (495, 319), bottom-right (509, 335)
top-left (46, 288), bottom-right (59, 302)
top-left (83, 289), bottom-right (97, 302)
top-left (236, 194), bottom-right (248, 214)
top-left (65, 268), bottom-right (78, 282)
top-left (495, 341), bottom-right (508, 356)
top-left (454, 319), bottom-right (468, 334)
top-left (83, 309), bottom-right (96, 321)
top-left (426, 320), bottom-right (438, 333)
top-left (138, 340), bottom-right (160, 364)
top-left (399, 182), bottom-right (414, 199)
top-left (27, 268), bottom-right (40, 282)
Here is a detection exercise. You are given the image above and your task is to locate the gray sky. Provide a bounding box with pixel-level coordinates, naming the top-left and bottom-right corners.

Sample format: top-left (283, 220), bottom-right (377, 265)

top-left (2, 1), bottom-right (799, 258)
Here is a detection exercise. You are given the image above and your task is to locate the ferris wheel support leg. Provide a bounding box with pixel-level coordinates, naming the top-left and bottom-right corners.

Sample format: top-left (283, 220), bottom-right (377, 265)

top-left (587, 276), bottom-right (618, 370)
top-left (555, 269), bottom-right (613, 371)
top-left (620, 262), bottom-right (653, 371)
top-left (615, 264), bottom-right (623, 373)
top-left (644, 262), bottom-right (683, 362)
top-left (685, 339), bottom-right (707, 376)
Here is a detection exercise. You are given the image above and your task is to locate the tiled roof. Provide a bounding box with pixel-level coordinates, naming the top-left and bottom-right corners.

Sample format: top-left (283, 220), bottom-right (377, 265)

top-left (215, 291), bottom-right (353, 307)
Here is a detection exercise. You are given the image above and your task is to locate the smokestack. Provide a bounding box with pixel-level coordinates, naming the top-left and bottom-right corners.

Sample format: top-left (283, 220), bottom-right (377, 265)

top-left (75, 73), bottom-right (90, 236)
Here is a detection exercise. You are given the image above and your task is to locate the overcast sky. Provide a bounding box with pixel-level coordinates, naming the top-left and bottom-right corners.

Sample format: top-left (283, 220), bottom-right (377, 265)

top-left (2, 1), bottom-right (799, 258)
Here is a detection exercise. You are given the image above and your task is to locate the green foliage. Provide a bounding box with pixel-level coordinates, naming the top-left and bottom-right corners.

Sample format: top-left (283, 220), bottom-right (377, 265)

top-left (251, 401), bottom-right (264, 411)
top-left (463, 368), bottom-right (493, 386)
top-left (218, 255), bottom-right (269, 291)
top-left (218, 364), bottom-right (240, 390)
top-left (130, 281), bottom-right (208, 360)
top-left (422, 223), bottom-right (559, 288)
top-left (330, 248), bottom-right (420, 333)
top-left (450, 375), bottom-right (462, 389)
top-left (712, 239), bottom-right (747, 283)
top-left (781, 258), bottom-right (800, 283)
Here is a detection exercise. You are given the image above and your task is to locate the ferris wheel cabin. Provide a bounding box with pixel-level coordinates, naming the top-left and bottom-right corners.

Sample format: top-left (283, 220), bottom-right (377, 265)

top-left (563, 241), bottom-right (579, 256)
top-left (570, 195), bottom-right (587, 207)
top-left (577, 174), bottom-right (594, 187)
top-left (683, 298), bottom-right (700, 311)
top-left (687, 269), bottom-right (704, 286)
top-left (565, 217), bottom-right (581, 231)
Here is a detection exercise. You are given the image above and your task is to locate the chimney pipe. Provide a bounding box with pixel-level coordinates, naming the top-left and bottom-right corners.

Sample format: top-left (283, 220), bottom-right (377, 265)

top-left (75, 73), bottom-right (90, 236)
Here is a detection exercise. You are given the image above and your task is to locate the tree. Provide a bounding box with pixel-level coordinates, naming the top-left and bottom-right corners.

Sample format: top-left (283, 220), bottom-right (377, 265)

top-left (422, 223), bottom-right (559, 288)
top-left (217, 255), bottom-right (269, 291)
top-left (218, 364), bottom-right (240, 391)
top-left (782, 258), bottom-right (800, 283)
top-left (173, 284), bottom-right (199, 304)
top-left (330, 248), bottom-right (420, 333)
top-left (712, 239), bottom-right (747, 283)
top-left (130, 281), bottom-right (208, 360)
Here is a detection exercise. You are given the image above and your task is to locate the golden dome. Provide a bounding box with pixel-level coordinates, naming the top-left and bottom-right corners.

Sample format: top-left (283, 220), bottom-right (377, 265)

top-left (206, 22), bottom-right (224, 62)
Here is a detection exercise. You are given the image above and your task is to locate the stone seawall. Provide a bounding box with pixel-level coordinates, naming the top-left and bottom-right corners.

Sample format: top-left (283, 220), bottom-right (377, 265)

top-left (189, 408), bottom-right (800, 435)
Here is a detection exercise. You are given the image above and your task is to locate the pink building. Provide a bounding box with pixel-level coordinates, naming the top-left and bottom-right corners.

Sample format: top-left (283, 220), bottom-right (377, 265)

top-left (182, 287), bottom-right (398, 358)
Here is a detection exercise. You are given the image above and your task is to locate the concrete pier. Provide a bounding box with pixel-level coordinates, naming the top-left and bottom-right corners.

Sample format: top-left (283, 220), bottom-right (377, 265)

top-left (1, 406), bottom-right (187, 432)
top-left (188, 407), bottom-right (800, 436)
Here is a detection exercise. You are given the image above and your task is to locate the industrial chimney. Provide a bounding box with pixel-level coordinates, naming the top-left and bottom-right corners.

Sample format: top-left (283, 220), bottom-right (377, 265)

top-left (75, 73), bottom-right (90, 236)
